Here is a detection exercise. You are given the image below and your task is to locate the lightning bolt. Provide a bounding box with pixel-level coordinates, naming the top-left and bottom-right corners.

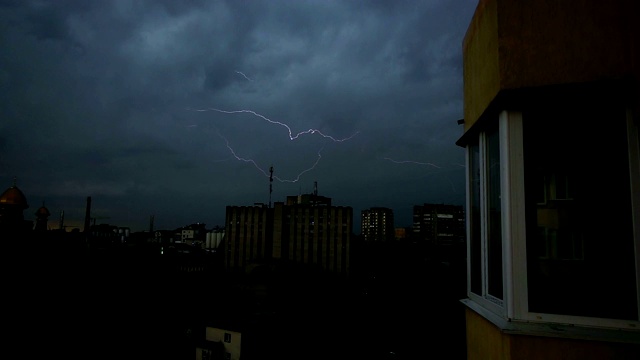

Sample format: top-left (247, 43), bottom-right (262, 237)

top-left (235, 70), bottom-right (253, 82)
top-left (383, 157), bottom-right (441, 169)
top-left (217, 131), bottom-right (323, 183)
top-left (188, 107), bottom-right (360, 142)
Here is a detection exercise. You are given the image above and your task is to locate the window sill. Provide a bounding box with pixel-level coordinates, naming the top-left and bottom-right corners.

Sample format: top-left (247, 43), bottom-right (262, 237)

top-left (460, 298), bottom-right (640, 344)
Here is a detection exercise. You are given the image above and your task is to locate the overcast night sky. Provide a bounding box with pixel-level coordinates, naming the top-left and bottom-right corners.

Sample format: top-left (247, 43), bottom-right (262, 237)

top-left (1, 0), bottom-right (477, 233)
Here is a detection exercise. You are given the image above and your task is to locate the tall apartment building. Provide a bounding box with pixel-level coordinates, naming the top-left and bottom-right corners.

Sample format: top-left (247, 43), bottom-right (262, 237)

top-left (274, 194), bottom-right (352, 275)
top-left (225, 193), bottom-right (352, 275)
top-left (224, 204), bottom-right (272, 272)
top-left (412, 203), bottom-right (465, 247)
top-left (361, 207), bottom-right (394, 242)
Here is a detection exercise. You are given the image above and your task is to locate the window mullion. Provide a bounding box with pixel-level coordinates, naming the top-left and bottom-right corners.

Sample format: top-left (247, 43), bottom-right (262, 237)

top-left (479, 131), bottom-right (489, 300)
top-left (499, 110), bottom-right (526, 319)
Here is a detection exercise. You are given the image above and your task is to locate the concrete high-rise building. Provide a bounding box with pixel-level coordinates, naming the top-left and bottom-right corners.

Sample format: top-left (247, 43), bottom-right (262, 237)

top-left (224, 204), bottom-right (272, 272)
top-left (224, 193), bottom-right (352, 276)
top-left (412, 203), bottom-right (465, 247)
top-left (273, 197), bottom-right (352, 275)
top-left (361, 207), bottom-right (394, 242)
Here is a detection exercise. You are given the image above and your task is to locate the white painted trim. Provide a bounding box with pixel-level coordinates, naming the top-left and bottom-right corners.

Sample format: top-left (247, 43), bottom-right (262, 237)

top-left (521, 311), bottom-right (639, 330)
top-left (479, 131), bottom-right (488, 305)
top-left (465, 143), bottom-right (472, 298)
top-left (480, 124), bottom-right (506, 316)
top-left (499, 111), bottom-right (512, 319)
top-left (466, 130), bottom-right (505, 317)
top-left (462, 299), bottom-right (640, 343)
top-left (499, 110), bottom-right (528, 320)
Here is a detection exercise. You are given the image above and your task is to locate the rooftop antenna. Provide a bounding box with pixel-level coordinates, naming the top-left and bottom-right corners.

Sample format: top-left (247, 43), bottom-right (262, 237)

top-left (59, 210), bottom-right (64, 230)
top-left (269, 165), bottom-right (274, 208)
top-left (314, 181), bottom-right (318, 196)
top-left (83, 196), bottom-right (91, 233)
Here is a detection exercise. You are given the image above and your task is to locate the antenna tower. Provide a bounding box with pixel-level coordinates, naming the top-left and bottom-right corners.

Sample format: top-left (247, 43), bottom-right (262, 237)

top-left (84, 196), bottom-right (91, 233)
top-left (59, 210), bottom-right (64, 230)
top-left (269, 166), bottom-right (274, 207)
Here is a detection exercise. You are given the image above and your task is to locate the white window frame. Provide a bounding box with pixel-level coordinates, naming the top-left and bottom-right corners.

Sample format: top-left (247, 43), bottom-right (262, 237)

top-left (465, 116), bottom-right (506, 318)
top-left (467, 109), bottom-right (640, 330)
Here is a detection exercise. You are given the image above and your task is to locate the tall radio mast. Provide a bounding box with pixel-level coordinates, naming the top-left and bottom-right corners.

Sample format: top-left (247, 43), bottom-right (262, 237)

top-left (269, 165), bottom-right (274, 208)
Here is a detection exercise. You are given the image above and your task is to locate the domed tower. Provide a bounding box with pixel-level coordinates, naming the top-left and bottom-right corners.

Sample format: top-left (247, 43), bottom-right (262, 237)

top-left (0, 177), bottom-right (29, 231)
top-left (34, 201), bottom-right (51, 232)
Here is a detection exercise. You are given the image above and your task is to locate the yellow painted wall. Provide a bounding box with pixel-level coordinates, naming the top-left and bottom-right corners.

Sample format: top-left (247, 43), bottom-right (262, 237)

top-left (462, 0), bottom-right (500, 134)
top-left (466, 308), bottom-right (509, 360)
top-left (498, 0), bottom-right (636, 91)
top-left (462, 0), bottom-right (639, 129)
top-left (465, 308), bottom-right (640, 360)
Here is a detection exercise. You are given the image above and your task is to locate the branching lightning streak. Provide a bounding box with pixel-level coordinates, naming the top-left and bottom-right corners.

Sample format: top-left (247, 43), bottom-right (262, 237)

top-left (275, 149), bottom-right (323, 183)
top-left (383, 157), bottom-right (441, 169)
top-left (188, 108), bottom-right (360, 142)
top-left (235, 70), bottom-right (253, 82)
top-left (218, 131), bottom-right (322, 183)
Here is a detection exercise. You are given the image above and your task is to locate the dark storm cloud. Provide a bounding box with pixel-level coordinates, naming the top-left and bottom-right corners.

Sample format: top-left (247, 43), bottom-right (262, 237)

top-left (1, 0), bottom-right (478, 231)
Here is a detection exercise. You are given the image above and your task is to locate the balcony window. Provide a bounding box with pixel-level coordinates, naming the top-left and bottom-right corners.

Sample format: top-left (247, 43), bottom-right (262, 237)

top-left (523, 106), bottom-right (638, 321)
top-left (466, 105), bottom-right (640, 329)
top-left (467, 123), bottom-right (503, 308)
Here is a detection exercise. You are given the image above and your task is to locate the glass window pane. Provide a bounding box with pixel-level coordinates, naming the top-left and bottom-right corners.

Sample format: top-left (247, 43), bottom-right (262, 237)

top-left (469, 142), bottom-right (482, 295)
top-left (486, 125), bottom-right (503, 300)
top-left (524, 106), bottom-right (637, 320)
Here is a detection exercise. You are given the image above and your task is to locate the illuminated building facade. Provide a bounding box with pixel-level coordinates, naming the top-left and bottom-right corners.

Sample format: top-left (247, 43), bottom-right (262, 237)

top-left (412, 203), bottom-right (465, 246)
top-left (361, 207), bottom-right (394, 242)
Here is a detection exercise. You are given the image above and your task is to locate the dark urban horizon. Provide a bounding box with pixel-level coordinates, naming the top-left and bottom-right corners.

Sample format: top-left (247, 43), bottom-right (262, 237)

top-left (3, 177), bottom-right (465, 234)
top-left (3, 179), bottom-right (468, 360)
